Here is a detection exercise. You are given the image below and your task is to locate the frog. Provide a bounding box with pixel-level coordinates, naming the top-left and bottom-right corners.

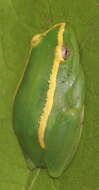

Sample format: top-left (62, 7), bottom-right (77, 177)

top-left (13, 22), bottom-right (85, 177)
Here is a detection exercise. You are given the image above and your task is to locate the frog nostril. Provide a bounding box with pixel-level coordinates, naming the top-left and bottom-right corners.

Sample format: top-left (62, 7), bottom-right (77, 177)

top-left (61, 46), bottom-right (70, 60)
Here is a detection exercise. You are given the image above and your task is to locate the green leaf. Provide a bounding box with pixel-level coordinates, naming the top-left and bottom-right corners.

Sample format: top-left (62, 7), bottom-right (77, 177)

top-left (25, 169), bottom-right (59, 190)
top-left (0, 0), bottom-right (99, 189)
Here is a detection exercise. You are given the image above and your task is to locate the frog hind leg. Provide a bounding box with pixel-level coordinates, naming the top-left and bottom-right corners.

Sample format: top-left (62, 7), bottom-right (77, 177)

top-left (45, 108), bottom-right (84, 178)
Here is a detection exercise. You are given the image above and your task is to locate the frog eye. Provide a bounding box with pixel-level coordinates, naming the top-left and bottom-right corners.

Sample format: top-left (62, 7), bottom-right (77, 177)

top-left (61, 45), bottom-right (70, 60)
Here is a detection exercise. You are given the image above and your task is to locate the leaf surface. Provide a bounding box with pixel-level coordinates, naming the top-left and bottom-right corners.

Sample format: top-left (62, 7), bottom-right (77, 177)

top-left (0, 0), bottom-right (99, 189)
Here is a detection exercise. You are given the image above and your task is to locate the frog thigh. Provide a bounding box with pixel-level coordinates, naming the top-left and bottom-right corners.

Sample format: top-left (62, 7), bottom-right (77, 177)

top-left (45, 108), bottom-right (83, 177)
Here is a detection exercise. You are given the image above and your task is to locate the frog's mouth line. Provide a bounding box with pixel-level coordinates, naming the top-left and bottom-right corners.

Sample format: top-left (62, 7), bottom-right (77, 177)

top-left (32, 22), bottom-right (66, 149)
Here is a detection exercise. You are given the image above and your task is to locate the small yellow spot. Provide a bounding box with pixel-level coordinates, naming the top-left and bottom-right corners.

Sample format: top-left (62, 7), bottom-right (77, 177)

top-left (38, 23), bottom-right (66, 149)
top-left (31, 34), bottom-right (42, 47)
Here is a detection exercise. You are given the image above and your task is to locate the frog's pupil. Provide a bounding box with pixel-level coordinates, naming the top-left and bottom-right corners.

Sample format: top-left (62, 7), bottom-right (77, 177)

top-left (61, 46), bottom-right (70, 60)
